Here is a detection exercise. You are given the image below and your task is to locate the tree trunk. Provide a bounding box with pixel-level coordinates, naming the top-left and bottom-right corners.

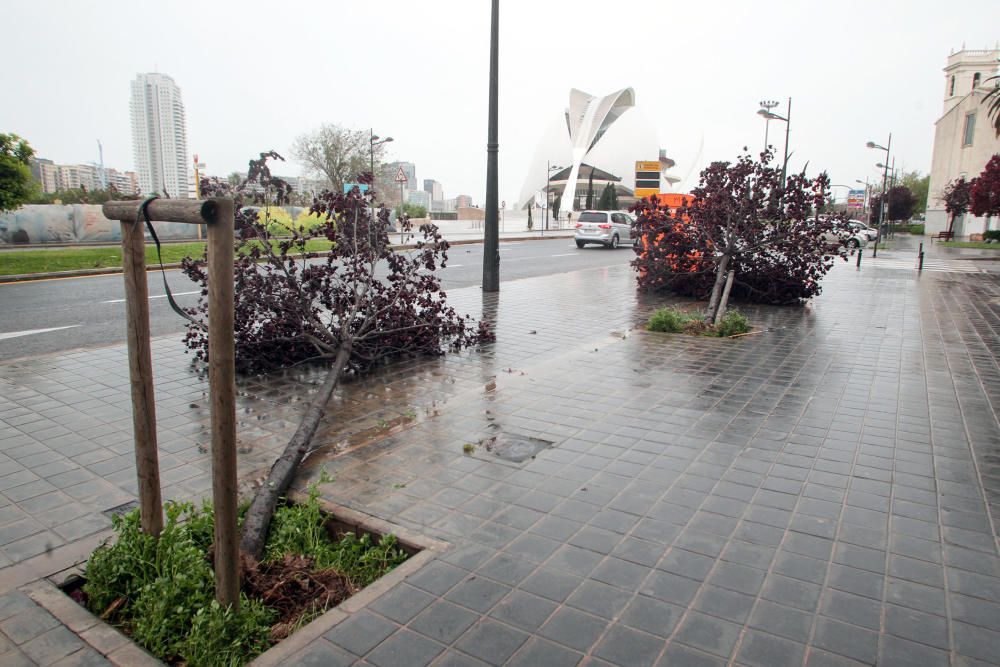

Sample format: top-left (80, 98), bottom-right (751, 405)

top-left (705, 253), bottom-right (731, 323)
top-left (946, 213), bottom-right (954, 235)
top-left (239, 343), bottom-right (353, 561)
top-left (713, 270), bottom-right (736, 325)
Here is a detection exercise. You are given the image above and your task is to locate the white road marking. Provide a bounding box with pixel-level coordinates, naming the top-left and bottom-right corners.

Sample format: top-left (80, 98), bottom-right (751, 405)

top-left (549, 253), bottom-right (577, 257)
top-left (103, 290), bottom-right (201, 304)
top-left (0, 325), bottom-right (80, 341)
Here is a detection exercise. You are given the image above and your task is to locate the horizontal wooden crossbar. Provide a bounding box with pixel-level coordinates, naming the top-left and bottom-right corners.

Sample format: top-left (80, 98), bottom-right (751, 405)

top-left (102, 199), bottom-right (218, 225)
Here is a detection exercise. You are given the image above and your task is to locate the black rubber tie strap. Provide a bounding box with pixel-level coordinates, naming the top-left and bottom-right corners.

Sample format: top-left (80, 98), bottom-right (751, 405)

top-left (137, 196), bottom-right (206, 331)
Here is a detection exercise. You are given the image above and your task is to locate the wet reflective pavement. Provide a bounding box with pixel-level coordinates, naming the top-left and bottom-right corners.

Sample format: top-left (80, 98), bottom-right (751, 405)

top-left (1, 253), bottom-right (1000, 665)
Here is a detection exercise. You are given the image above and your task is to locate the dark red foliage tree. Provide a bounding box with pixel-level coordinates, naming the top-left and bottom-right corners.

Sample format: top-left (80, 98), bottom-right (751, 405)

top-left (870, 185), bottom-right (917, 224)
top-left (941, 177), bottom-right (972, 234)
top-left (970, 154), bottom-right (1000, 227)
top-left (182, 152), bottom-right (493, 560)
top-left (632, 151), bottom-right (848, 314)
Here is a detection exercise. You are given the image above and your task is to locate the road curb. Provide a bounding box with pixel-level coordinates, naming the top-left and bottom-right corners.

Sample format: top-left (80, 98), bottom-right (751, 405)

top-left (0, 233), bottom-right (575, 284)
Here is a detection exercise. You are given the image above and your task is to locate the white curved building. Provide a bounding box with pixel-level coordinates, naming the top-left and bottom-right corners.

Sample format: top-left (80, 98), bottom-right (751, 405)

top-left (518, 87), bottom-right (687, 212)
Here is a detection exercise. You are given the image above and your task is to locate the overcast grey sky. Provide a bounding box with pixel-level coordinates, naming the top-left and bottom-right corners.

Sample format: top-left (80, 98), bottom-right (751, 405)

top-left (3, 0), bottom-right (998, 205)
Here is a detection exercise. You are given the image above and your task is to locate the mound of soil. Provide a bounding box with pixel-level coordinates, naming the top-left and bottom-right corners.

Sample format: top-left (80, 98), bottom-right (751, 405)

top-left (242, 554), bottom-right (355, 640)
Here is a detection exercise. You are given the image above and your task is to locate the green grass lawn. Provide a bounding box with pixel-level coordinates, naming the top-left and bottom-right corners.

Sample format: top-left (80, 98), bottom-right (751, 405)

top-left (0, 239), bottom-right (335, 277)
top-left (939, 241), bottom-right (1000, 250)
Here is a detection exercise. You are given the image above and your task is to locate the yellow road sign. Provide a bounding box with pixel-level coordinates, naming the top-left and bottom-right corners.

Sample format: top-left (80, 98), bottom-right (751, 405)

top-left (635, 161), bottom-right (660, 172)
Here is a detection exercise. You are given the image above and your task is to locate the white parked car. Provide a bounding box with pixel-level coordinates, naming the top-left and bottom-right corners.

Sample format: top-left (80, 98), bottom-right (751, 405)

top-left (574, 211), bottom-right (639, 249)
top-left (845, 220), bottom-right (878, 242)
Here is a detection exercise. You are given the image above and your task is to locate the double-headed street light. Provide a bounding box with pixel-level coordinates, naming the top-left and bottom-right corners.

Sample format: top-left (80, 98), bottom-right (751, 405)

top-left (758, 100), bottom-right (779, 151)
top-left (369, 130), bottom-right (393, 185)
top-left (866, 134), bottom-right (891, 257)
top-left (758, 97), bottom-right (791, 188)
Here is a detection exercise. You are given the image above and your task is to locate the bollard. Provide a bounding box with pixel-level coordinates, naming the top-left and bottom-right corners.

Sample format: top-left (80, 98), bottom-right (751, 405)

top-left (856, 247), bottom-right (862, 268)
top-left (918, 242), bottom-right (924, 271)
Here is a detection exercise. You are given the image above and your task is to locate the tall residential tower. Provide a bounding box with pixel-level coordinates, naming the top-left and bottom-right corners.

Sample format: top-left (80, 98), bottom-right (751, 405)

top-left (129, 73), bottom-right (189, 197)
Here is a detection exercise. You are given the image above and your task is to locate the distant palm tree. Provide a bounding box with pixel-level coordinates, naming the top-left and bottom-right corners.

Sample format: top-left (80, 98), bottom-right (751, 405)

top-left (984, 76), bottom-right (1000, 137)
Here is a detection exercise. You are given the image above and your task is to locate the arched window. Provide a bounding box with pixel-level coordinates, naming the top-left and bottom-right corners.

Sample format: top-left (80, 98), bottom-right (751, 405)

top-left (950, 75), bottom-right (956, 96)
top-left (973, 72), bottom-right (981, 90)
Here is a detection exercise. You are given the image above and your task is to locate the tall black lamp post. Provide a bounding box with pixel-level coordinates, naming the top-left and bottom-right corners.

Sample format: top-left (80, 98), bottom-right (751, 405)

top-left (758, 97), bottom-right (791, 188)
top-left (482, 0), bottom-right (500, 292)
top-left (866, 134), bottom-right (891, 257)
top-left (544, 162), bottom-right (562, 233)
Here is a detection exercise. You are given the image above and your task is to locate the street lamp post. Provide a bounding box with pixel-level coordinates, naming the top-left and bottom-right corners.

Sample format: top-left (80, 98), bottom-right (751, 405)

top-left (545, 162), bottom-right (561, 233)
top-left (757, 97), bottom-right (791, 188)
top-left (482, 0), bottom-right (500, 292)
top-left (759, 100), bottom-right (778, 152)
top-left (866, 134), bottom-right (891, 257)
top-left (369, 130), bottom-right (393, 188)
top-left (855, 178), bottom-right (870, 223)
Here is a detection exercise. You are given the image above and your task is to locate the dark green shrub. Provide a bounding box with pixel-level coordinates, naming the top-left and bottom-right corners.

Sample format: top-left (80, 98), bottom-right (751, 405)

top-left (715, 311), bottom-right (751, 337)
top-left (907, 224), bottom-right (925, 235)
top-left (648, 307), bottom-right (691, 333)
top-left (983, 230), bottom-right (1000, 242)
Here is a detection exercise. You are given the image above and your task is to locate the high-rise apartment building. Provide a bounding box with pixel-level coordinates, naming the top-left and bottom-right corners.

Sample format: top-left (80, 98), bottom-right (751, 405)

top-left (130, 73), bottom-right (190, 197)
top-left (423, 179), bottom-right (443, 201)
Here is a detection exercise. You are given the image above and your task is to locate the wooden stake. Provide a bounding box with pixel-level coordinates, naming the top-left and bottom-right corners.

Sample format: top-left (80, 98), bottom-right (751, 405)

top-left (714, 270), bottom-right (736, 325)
top-left (120, 219), bottom-right (163, 536)
top-left (208, 198), bottom-right (240, 609)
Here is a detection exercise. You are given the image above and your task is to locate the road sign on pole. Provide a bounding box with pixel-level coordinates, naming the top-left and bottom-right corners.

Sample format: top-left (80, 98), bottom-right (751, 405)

top-left (394, 166), bottom-right (408, 184)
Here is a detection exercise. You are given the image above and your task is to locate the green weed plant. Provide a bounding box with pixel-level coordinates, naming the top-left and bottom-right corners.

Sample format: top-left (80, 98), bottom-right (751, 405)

top-left (83, 487), bottom-right (406, 666)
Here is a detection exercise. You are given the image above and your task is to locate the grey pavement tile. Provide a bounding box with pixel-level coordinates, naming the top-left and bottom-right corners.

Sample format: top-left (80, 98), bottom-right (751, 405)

top-left (820, 589), bottom-right (881, 631)
top-left (761, 573), bottom-right (822, 612)
top-left (486, 590), bottom-right (555, 632)
top-left (432, 650), bottom-right (491, 667)
top-left (445, 576), bottom-right (511, 614)
top-left (507, 637), bottom-right (582, 667)
top-left (565, 580), bottom-right (632, 620)
top-left (592, 624), bottom-right (664, 667)
top-left (812, 616), bottom-right (878, 665)
top-left (21, 625), bottom-right (86, 665)
top-left (735, 630), bottom-right (806, 667)
top-left (412, 601), bottom-right (479, 644)
top-left (368, 583), bottom-right (436, 624)
top-left (673, 611), bottom-right (742, 659)
top-left (324, 610), bottom-right (399, 656)
top-left (619, 596), bottom-right (684, 638)
top-left (405, 555), bottom-right (470, 588)
top-left (640, 570), bottom-right (702, 606)
top-left (539, 607), bottom-right (609, 652)
top-left (748, 599), bottom-right (814, 643)
top-left (289, 637), bottom-right (372, 666)
top-left (656, 643), bottom-right (726, 667)
top-left (515, 564), bottom-right (579, 604)
top-left (951, 621), bottom-right (1000, 664)
top-left (878, 634), bottom-right (950, 667)
top-left (0, 605), bottom-right (59, 644)
top-left (0, 648), bottom-right (35, 667)
top-left (477, 552), bottom-right (536, 587)
top-left (656, 547), bottom-right (715, 581)
top-left (366, 629), bottom-right (444, 667)
top-left (692, 584), bottom-right (755, 624)
top-left (455, 618), bottom-right (528, 665)
top-left (884, 603), bottom-right (950, 651)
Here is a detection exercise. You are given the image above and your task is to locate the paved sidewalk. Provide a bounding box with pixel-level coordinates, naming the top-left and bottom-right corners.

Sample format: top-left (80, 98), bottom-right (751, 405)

top-left (1, 254), bottom-right (1000, 665)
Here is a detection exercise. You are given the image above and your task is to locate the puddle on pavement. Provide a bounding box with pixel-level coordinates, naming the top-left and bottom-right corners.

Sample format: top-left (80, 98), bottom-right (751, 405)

top-left (475, 432), bottom-right (554, 463)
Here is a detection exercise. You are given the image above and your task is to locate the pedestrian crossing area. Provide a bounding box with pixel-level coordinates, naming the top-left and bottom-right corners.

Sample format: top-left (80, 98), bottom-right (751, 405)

top-left (866, 256), bottom-right (988, 273)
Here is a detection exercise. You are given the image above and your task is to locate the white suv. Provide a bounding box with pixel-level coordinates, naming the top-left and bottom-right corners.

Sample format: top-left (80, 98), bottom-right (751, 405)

top-left (574, 211), bottom-right (638, 249)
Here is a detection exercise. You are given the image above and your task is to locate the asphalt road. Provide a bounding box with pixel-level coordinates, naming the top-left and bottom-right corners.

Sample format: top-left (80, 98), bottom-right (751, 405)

top-left (0, 238), bottom-right (636, 360)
